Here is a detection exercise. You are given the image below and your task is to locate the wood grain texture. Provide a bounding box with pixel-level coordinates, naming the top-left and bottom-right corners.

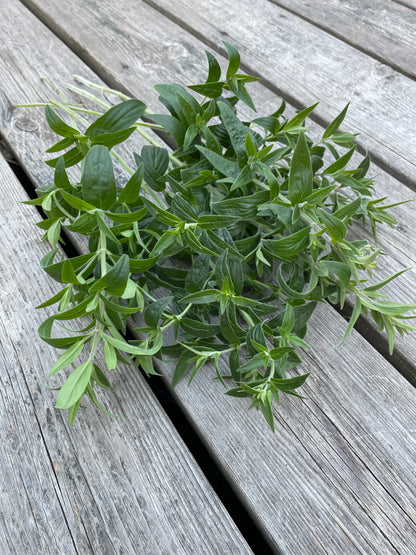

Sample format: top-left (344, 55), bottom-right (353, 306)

top-left (1, 2), bottom-right (416, 552)
top-left (5, 0), bottom-right (416, 378)
top-left (0, 153), bottom-right (251, 553)
top-left (268, 0), bottom-right (416, 79)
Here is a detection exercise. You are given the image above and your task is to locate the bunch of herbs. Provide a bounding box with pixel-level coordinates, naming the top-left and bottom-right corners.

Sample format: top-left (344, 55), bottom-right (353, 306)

top-left (27, 43), bottom-right (416, 430)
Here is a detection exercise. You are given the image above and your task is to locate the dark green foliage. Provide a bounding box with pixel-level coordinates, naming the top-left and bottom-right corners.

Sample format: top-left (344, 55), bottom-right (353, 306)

top-left (33, 44), bottom-right (415, 430)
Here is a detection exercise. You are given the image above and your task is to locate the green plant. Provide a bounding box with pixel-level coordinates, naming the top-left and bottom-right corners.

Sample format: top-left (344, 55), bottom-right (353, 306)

top-left (26, 43), bottom-right (416, 430)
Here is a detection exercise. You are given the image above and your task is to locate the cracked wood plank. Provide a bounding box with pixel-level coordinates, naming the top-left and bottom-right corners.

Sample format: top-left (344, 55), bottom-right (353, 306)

top-left (268, 0), bottom-right (416, 80)
top-left (0, 153), bottom-right (251, 553)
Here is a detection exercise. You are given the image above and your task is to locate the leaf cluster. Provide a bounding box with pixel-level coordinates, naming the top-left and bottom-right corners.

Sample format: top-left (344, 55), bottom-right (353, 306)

top-left (30, 43), bottom-right (416, 430)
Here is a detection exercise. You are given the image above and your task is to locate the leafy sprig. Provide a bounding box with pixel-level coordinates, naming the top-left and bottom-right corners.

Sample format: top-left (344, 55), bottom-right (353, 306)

top-left (26, 44), bottom-right (416, 430)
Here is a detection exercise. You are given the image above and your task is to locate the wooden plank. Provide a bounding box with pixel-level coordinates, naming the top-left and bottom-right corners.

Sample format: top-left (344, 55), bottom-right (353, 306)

top-left (267, 0), bottom-right (416, 80)
top-left (394, 0), bottom-right (416, 10)
top-left (2, 2), bottom-right (416, 552)
top-left (9, 0), bottom-right (416, 377)
top-left (0, 154), bottom-right (251, 553)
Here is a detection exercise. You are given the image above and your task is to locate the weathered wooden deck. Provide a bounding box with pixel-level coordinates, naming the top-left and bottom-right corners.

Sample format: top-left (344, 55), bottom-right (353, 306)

top-left (1, 0), bottom-right (416, 553)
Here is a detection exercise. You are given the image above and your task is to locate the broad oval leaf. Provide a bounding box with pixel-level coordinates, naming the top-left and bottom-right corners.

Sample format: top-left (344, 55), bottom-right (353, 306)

top-left (85, 99), bottom-right (146, 137)
top-left (82, 145), bottom-right (116, 210)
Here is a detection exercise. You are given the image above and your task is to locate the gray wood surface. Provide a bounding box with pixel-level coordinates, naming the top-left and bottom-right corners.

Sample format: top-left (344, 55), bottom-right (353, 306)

top-left (0, 152), bottom-right (251, 553)
top-left (2, 0), bottom-right (416, 553)
top-left (10, 0), bottom-right (416, 376)
top-left (268, 0), bottom-right (416, 79)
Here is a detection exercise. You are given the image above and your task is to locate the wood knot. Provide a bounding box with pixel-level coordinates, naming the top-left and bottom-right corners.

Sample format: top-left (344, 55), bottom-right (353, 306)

top-left (14, 115), bottom-right (39, 133)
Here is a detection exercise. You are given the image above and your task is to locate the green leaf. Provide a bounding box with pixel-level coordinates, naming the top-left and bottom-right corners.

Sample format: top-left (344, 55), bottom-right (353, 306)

top-left (215, 250), bottom-right (231, 290)
top-left (333, 197), bottom-right (362, 221)
top-left (124, 255), bottom-right (159, 273)
top-left (134, 146), bottom-right (169, 192)
top-left (188, 82), bottom-right (223, 99)
top-left (218, 101), bottom-right (250, 162)
top-left (172, 352), bottom-right (194, 387)
top-left (144, 296), bottom-right (173, 328)
top-left (89, 254), bottom-right (130, 296)
top-left (45, 105), bottom-right (79, 138)
top-left (180, 318), bottom-right (220, 338)
top-left (104, 207), bottom-right (147, 224)
top-left (82, 145), bottom-right (116, 210)
top-left (263, 227), bottom-right (311, 261)
top-left (180, 289), bottom-right (221, 305)
top-left (41, 252), bottom-right (96, 283)
top-left (171, 194), bottom-right (198, 221)
top-left (273, 373), bottom-right (310, 392)
top-left (205, 50), bottom-right (222, 82)
top-left (317, 208), bottom-right (347, 243)
top-left (196, 145), bottom-right (240, 178)
top-left (197, 214), bottom-right (238, 230)
top-left (46, 146), bottom-right (84, 168)
top-left (288, 133), bottom-right (313, 204)
top-left (61, 191), bottom-right (97, 212)
top-left (90, 127), bottom-right (136, 148)
top-left (363, 268), bottom-right (410, 292)
top-left (269, 346), bottom-right (295, 360)
top-left (232, 296), bottom-right (278, 315)
top-left (54, 157), bottom-right (72, 190)
top-left (36, 286), bottom-right (70, 309)
top-left (260, 401), bottom-right (275, 432)
top-left (184, 229), bottom-right (218, 256)
top-left (283, 103), bottom-right (319, 131)
top-left (103, 330), bottom-right (163, 356)
top-left (223, 41), bottom-right (241, 77)
top-left (118, 163), bottom-right (144, 204)
top-left (147, 113), bottom-right (186, 145)
top-left (104, 341), bottom-right (118, 371)
top-left (46, 136), bottom-right (75, 153)
top-left (85, 99), bottom-right (146, 136)
top-left (323, 146), bottom-right (356, 175)
top-left (55, 360), bottom-right (93, 409)
top-left (186, 254), bottom-right (211, 293)
top-left (338, 296), bottom-right (362, 346)
top-left (49, 340), bottom-right (87, 376)
top-left (322, 103), bottom-right (349, 140)
top-left (47, 219), bottom-right (62, 246)
top-left (213, 190), bottom-right (269, 218)
top-left (282, 303), bottom-right (295, 333)
top-left (61, 259), bottom-right (84, 285)
top-left (319, 260), bottom-right (351, 289)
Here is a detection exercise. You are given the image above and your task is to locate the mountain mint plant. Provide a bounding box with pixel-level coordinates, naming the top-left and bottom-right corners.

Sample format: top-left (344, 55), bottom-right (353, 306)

top-left (26, 43), bottom-right (416, 430)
